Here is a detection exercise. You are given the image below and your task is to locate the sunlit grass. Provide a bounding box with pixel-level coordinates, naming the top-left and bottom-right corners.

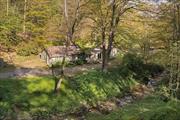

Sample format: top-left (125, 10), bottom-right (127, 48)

top-left (1, 53), bottom-right (47, 69)
top-left (26, 76), bottom-right (54, 93)
top-left (0, 68), bottom-right (137, 118)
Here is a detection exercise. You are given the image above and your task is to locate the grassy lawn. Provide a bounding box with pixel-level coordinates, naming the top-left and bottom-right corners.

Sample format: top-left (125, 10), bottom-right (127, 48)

top-left (1, 52), bottom-right (47, 69)
top-left (0, 68), bottom-right (137, 119)
top-left (86, 95), bottom-right (180, 120)
top-left (13, 55), bottom-right (47, 68)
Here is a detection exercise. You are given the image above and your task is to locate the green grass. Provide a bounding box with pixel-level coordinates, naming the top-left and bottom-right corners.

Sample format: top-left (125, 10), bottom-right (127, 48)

top-left (0, 68), bottom-right (137, 119)
top-left (86, 95), bottom-right (180, 120)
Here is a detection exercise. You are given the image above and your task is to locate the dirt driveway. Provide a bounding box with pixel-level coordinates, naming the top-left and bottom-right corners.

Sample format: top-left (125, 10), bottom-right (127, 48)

top-left (0, 64), bottom-right (101, 79)
top-left (0, 52), bottom-right (118, 79)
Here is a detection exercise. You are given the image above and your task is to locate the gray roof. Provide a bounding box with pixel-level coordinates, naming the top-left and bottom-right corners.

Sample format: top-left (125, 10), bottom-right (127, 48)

top-left (45, 46), bottom-right (80, 58)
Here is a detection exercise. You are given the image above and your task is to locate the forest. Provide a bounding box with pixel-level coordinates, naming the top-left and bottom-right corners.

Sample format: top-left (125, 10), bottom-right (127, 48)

top-left (0, 0), bottom-right (180, 120)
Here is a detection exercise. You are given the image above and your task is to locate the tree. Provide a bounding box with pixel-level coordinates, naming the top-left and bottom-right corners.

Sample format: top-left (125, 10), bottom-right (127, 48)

top-left (167, 0), bottom-right (180, 98)
top-left (107, 0), bottom-right (136, 61)
top-left (0, 0), bottom-right (22, 62)
top-left (149, 0), bottom-right (180, 98)
top-left (7, 0), bottom-right (9, 16)
top-left (23, 0), bottom-right (27, 35)
top-left (88, 0), bottom-right (136, 72)
top-left (88, 0), bottom-right (110, 72)
top-left (53, 0), bottom-right (90, 93)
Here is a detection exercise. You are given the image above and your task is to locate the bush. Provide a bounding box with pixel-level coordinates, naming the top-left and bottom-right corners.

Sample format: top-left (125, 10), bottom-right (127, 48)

top-left (145, 63), bottom-right (164, 77)
top-left (74, 59), bottom-right (86, 65)
top-left (121, 53), bottom-right (164, 83)
top-left (74, 52), bottom-right (87, 65)
top-left (31, 110), bottom-right (52, 120)
top-left (51, 61), bottom-right (63, 68)
top-left (149, 102), bottom-right (180, 120)
top-left (122, 53), bottom-right (144, 72)
top-left (122, 53), bottom-right (147, 79)
top-left (0, 102), bottom-right (9, 120)
top-left (86, 96), bottom-right (180, 120)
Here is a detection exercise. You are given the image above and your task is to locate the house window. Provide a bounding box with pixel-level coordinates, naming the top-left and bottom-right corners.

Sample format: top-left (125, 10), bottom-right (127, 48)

top-left (98, 53), bottom-right (102, 59)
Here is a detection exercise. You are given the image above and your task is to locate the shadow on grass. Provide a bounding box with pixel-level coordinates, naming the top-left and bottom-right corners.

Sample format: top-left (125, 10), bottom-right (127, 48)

top-left (0, 58), bottom-right (17, 72)
top-left (0, 65), bottom-right (138, 119)
top-left (0, 55), bottom-right (164, 119)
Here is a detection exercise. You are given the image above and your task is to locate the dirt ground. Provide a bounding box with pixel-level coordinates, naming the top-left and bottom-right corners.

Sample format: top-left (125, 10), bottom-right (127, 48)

top-left (0, 52), bottom-right (120, 79)
top-left (0, 52), bottom-right (103, 79)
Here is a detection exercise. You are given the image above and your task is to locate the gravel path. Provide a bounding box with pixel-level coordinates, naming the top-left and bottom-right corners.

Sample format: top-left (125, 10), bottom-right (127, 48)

top-left (0, 64), bottom-right (101, 79)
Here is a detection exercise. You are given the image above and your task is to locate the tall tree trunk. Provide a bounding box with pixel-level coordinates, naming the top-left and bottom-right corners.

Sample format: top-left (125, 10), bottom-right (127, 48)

top-left (175, 3), bottom-right (180, 93)
top-left (169, 2), bottom-right (180, 98)
top-left (54, 40), bottom-right (67, 93)
top-left (54, 0), bottom-right (82, 92)
top-left (23, 0), bottom-right (27, 35)
top-left (54, 0), bottom-right (68, 93)
top-left (107, 0), bottom-right (131, 64)
top-left (53, 57), bottom-right (65, 93)
top-left (54, 77), bottom-right (63, 93)
top-left (6, 0), bottom-right (9, 16)
top-left (107, 0), bottom-right (116, 61)
top-left (107, 30), bottom-right (115, 60)
top-left (64, 0), bottom-right (68, 18)
top-left (101, 27), bottom-right (107, 72)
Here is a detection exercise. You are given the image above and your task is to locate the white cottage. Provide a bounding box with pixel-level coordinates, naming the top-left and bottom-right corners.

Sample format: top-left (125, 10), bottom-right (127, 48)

top-left (40, 46), bottom-right (118, 65)
top-left (40, 46), bottom-right (81, 65)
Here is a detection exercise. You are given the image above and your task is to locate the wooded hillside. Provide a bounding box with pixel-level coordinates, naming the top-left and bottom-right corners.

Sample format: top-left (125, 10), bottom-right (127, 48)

top-left (0, 0), bottom-right (180, 120)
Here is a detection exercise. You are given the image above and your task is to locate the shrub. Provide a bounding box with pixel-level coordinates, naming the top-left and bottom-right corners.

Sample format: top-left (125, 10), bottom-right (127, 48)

top-left (156, 86), bottom-right (171, 102)
top-left (51, 61), bottom-right (63, 68)
top-left (86, 96), bottom-right (180, 120)
top-left (145, 63), bottom-right (164, 77)
top-left (74, 59), bottom-right (86, 65)
top-left (149, 103), bottom-right (180, 120)
top-left (31, 110), bottom-right (52, 120)
top-left (122, 53), bottom-right (144, 72)
top-left (0, 102), bottom-right (9, 120)
top-left (122, 53), bottom-right (147, 79)
top-left (121, 53), bottom-right (164, 83)
top-left (74, 52), bottom-right (87, 65)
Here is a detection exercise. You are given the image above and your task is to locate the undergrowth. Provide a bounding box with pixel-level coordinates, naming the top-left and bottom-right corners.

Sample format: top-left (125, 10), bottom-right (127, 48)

top-left (0, 68), bottom-right (137, 119)
top-left (86, 95), bottom-right (180, 120)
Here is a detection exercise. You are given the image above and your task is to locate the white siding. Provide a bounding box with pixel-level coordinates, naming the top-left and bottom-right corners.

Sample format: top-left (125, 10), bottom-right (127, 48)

top-left (110, 48), bottom-right (118, 57)
top-left (49, 56), bottom-right (73, 65)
